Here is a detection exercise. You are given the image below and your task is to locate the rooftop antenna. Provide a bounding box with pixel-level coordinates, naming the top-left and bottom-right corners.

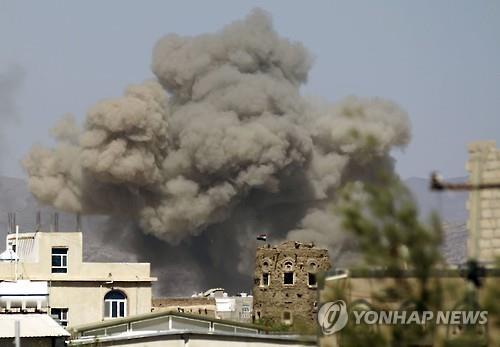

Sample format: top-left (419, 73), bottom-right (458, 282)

top-left (7, 213), bottom-right (12, 234)
top-left (51, 212), bottom-right (59, 232)
top-left (76, 213), bottom-right (81, 232)
top-left (8, 212), bottom-right (16, 234)
top-left (15, 224), bottom-right (19, 281)
top-left (14, 320), bottom-right (20, 347)
top-left (36, 210), bottom-right (41, 231)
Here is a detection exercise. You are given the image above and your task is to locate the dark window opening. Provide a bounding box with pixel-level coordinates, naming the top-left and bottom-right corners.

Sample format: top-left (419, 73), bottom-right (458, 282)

top-left (51, 308), bottom-right (68, 327)
top-left (261, 272), bottom-right (270, 286)
top-left (282, 311), bottom-right (292, 324)
top-left (308, 273), bottom-right (317, 287)
top-left (283, 272), bottom-right (294, 285)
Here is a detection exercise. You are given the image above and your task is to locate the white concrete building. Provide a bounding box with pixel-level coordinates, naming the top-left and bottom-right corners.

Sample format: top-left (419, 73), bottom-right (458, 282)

top-left (192, 288), bottom-right (253, 323)
top-left (68, 310), bottom-right (315, 347)
top-left (0, 230), bottom-right (156, 327)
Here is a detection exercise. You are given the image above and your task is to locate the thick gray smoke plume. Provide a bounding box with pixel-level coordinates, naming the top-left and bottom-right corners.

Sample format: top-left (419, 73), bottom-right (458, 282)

top-left (23, 9), bottom-right (410, 294)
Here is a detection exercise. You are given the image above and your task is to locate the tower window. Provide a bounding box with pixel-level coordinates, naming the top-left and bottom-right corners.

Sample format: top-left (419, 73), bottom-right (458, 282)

top-left (283, 272), bottom-right (294, 285)
top-left (261, 272), bottom-right (270, 286)
top-left (308, 273), bottom-right (317, 287)
top-left (282, 311), bottom-right (293, 325)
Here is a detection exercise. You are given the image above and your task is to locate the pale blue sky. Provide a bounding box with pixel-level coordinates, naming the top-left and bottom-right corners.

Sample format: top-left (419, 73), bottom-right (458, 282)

top-left (0, 0), bottom-right (499, 179)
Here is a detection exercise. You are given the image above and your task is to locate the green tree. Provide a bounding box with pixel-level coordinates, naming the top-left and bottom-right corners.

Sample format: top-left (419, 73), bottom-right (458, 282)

top-left (320, 176), bottom-right (496, 347)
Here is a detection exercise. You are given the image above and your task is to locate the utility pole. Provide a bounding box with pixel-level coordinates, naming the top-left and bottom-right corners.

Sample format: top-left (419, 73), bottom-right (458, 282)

top-left (14, 320), bottom-right (20, 347)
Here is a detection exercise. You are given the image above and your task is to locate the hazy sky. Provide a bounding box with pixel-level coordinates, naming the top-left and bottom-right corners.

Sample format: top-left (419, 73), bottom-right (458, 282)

top-left (0, 0), bottom-right (499, 179)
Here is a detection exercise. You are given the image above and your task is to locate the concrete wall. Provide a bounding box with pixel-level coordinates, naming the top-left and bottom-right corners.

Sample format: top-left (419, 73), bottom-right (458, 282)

top-left (252, 241), bottom-right (330, 330)
top-left (0, 337), bottom-right (62, 347)
top-left (50, 282), bottom-right (152, 327)
top-left (216, 296), bottom-right (253, 323)
top-left (466, 140), bottom-right (500, 262)
top-left (152, 297), bottom-right (216, 317)
top-left (70, 334), bottom-right (314, 347)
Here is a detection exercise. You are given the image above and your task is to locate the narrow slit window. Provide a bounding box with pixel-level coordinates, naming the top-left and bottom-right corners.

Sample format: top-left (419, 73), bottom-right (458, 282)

top-left (308, 273), bottom-right (317, 287)
top-left (261, 272), bottom-right (270, 286)
top-left (283, 272), bottom-right (294, 285)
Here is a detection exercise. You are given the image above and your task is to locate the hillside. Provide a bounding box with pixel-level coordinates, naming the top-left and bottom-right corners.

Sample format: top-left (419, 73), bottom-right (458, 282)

top-left (0, 175), bottom-right (469, 291)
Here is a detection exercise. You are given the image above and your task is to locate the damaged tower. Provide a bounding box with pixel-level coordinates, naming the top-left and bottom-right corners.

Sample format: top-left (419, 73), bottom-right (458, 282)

top-left (252, 240), bottom-right (331, 330)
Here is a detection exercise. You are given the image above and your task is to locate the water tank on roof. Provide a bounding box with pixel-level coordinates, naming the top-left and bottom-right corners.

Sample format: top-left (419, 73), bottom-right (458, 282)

top-left (0, 280), bottom-right (48, 311)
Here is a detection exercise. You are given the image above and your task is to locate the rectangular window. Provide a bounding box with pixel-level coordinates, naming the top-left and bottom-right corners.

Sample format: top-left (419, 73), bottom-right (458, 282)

top-left (282, 311), bottom-right (292, 325)
top-left (52, 247), bottom-right (68, 273)
top-left (51, 308), bottom-right (68, 327)
top-left (283, 272), bottom-right (294, 285)
top-left (261, 272), bottom-right (270, 286)
top-left (104, 300), bottom-right (127, 318)
top-left (308, 273), bottom-right (317, 287)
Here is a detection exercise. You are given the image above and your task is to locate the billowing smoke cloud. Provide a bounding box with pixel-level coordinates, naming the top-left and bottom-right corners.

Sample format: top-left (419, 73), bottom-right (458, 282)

top-left (23, 9), bottom-right (410, 294)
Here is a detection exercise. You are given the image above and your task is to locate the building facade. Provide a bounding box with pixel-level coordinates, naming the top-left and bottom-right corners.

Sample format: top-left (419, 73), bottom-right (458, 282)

top-left (152, 297), bottom-right (217, 317)
top-left (0, 231), bottom-right (155, 327)
top-left (466, 140), bottom-right (500, 263)
top-left (154, 288), bottom-right (253, 323)
top-left (212, 292), bottom-right (253, 323)
top-left (252, 241), bottom-right (331, 330)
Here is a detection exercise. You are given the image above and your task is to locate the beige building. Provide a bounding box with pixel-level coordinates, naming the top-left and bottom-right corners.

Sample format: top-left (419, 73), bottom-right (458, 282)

top-left (466, 140), bottom-right (500, 263)
top-left (0, 230), bottom-right (156, 327)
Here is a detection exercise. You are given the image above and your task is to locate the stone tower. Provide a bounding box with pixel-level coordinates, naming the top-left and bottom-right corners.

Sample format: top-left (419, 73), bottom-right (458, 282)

top-left (252, 240), bottom-right (331, 330)
top-left (466, 140), bottom-right (500, 263)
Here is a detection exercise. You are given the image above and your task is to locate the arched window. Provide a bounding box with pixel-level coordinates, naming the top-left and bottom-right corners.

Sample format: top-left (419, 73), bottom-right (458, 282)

top-left (104, 290), bottom-right (127, 319)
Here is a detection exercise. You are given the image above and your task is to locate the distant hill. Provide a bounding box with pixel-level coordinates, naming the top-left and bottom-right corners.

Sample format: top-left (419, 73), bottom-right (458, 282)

top-left (0, 176), bottom-right (137, 264)
top-left (0, 175), bottom-right (469, 281)
top-left (404, 176), bottom-right (468, 223)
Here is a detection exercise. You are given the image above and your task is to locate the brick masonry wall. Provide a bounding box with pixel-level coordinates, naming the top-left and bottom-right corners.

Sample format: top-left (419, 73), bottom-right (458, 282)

top-left (466, 140), bottom-right (500, 262)
top-left (252, 240), bottom-right (331, 329)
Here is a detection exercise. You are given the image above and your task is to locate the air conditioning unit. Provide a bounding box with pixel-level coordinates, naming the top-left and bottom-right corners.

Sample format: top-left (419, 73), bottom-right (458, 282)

top-left (0, 280), bottom-right (48, 311)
